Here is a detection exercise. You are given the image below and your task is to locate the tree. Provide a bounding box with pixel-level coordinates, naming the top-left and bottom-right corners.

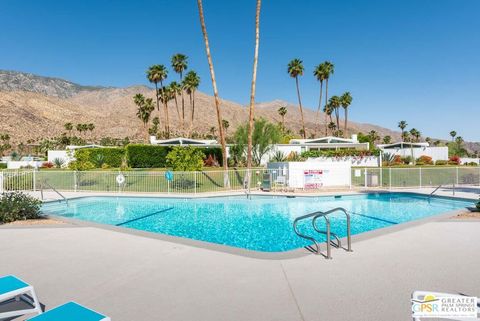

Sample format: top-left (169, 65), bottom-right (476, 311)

top-left (313, 63), bottom-right (327, 134)
top-left (409, 128), bottom-right (421, 142)
top-left (171, 54), bottom-right (188, 125)
top-left (382, 135), bottom-right (392, 144)
top-left (329, 95), bottom-right (341, 132)
top-left (340, 92), bottom-right (352, 137)
top-left (133, 94), bottom-right (155, 142)
top-left (327, 122), bottom-right (336, 134)
top-left (368, 130), bottom-right (380, 144)
top-left (169, 81), bottom-right (182, 127)
top-left (197, 0), bottom-right (229, 186)
top-left (166, 146), bottom-right (205, 171)
top-left (322, 61), bottom-right (334, 135)
top-left (147, 65), bottom-right (167, 114)
top-left (233, 118), bottom-right (281, 165)
top-left (183, 71), bottom-right (200, 132)
top-left (398, 121), bottom-right (408, 138)
top-left (0, 134), bottom-right (11, 156)
top-left (278, 106), bottom-right (287, 131)
top-left (247, 0), bottom-right (262, 175)
top-left (287, 58), bottom-right (306, 138)
top-left (222, 119), bottom-right (230, 136)
top-left (449, 130), bottom-right (457, 142)
top-left (87, 123), bottom-right (95, 137)
top-left (324, 102), bottom-right (334, 134)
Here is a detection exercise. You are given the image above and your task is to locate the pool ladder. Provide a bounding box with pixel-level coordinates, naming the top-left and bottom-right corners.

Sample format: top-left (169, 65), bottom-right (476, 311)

top-left (293, 207), bottom-right (352, 259)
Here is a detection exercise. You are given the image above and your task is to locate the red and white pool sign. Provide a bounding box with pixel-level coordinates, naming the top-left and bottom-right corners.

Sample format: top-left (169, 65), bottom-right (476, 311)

top-left (304, 169), bottom-right (324, 189)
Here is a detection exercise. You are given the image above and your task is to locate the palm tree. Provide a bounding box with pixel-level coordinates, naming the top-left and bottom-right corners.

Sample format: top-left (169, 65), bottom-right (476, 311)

top-left (196, 0), bottom-right (229, 185)
top-left (76, 123), bottom-right (83, 137)
top-left (327, 122), bottom-right (336, 134)
top-left (398, 121), bottom-right (408, 139)
top-left (287, 58), bottom-right (306, 138)
top-left (169, 81), bottom-right (182, 127)
top-left (222, 119), bottom-right (230, 136)
top-left (382, 135), bottom-right (392, 144)
top-left (322, 61), bottom-right (334, 135)
top-left (147, 65), bottom-right (167, 113)
top-left (323, 102), bottom-right (334, 134)
top-left (183, 71), bottom-right (200, 132)
top-left (329, 95), bottom-right (341, 132)
top-left (134, 94), bottom-right (155, 142)
top-left (278, 106), bottom-right (287, 131)
top-left (246, 0), bottom-right (262, 172)
top-left (87, 123), bottom-right (95, 139)
top-left (171, 54), bottom-right (188, 124)
top-left (410, 128), bottom-right (421, 142)
top-left (449, 130), bottom-right (457, 142)
top-left (313, 63), bottom-right (327, 134)
top-left (340, 92), bottom-right (352, 137)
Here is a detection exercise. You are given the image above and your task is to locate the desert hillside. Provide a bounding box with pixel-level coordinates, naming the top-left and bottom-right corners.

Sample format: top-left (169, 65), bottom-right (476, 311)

top-left (0, 70), bottom-right (408, 145)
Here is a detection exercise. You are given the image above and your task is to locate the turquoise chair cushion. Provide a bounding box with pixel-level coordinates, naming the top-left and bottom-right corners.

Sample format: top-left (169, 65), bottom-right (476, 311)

top-left (29, 302), bottom-right (107, 321)
top-left (0, 275), bottom-right (29, 295)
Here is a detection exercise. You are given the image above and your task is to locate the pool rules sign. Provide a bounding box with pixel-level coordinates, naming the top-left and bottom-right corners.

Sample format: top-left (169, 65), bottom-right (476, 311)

top-left (304, 170), bottom-right (323, 189)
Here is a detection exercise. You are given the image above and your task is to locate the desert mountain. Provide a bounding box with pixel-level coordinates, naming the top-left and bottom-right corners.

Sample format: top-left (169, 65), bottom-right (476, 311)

top-left (0, 70), bottom-right (459, 147)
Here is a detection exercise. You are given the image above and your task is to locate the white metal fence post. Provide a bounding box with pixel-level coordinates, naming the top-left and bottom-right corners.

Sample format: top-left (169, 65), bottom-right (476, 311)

top-left (456, 167), bottom-right (459, 185)
top-left (194, 171), bottom-right (197, 195)
top-left (33, 169), bottom-right (37, 192)
top-left (419, 167), bottom-right (422, 189)
top-left (74, 171), bottom-right (78, 192)
top-left (364, 168), bottom-right (368, 188)
top-left (389, 168), bottom-right (392, 190)
top-left (0, 171), bottom-right (3, 193)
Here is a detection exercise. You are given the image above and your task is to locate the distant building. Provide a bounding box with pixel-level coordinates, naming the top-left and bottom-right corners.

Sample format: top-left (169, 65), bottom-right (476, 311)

top-left (377, 142), bottom-right (448, 162)
top-left (150, 136), bottom-right (218, 146)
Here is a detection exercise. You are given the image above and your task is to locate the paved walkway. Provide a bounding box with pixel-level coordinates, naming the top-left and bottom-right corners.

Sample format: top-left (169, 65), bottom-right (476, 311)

top-left (1, 218), bottom-right (480, 321)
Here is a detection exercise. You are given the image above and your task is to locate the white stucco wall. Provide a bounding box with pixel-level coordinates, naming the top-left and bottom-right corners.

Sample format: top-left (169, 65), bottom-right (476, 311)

top-left (307, 156), bottom-right (379, 167)
top-left (267, 161), bottom-right (351, 188)
top-left (380, 146), bottom-right (448, 162)
top-left (7, 160), bottom-right (44, 169)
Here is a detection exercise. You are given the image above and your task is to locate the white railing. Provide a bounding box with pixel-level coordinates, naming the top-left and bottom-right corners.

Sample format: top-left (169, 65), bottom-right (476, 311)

top-left (1, 166), bottom-right (479, 194)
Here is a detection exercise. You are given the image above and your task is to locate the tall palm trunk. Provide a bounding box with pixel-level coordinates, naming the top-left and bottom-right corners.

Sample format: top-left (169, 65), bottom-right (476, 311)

top-left (180, 71), bottom-right (185, 129)
top-left (159, 80), bottom-right (169, 137)
top-left (295, 76), bottom-right (306, 139)
top-left (189, 90), bottom-right (196, 134)
top-left (316, 80), bottom-right (323, 136)
top-left (335, 107), bottom-right (340, 131)
top-left (154, 82), bottom-right (160, 111)
top-left (173, 94), bottom-right (181, 127)
top-left (344, 107), bottom-right (348, 137)
top-left (324, 78), bottom-right (329, 136)
top-left (247, 0), bottom-right (261, 179)
top-left (197, 0), bottom-right (229, 187)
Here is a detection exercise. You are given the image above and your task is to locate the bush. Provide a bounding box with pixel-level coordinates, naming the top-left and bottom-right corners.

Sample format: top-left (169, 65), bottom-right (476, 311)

top-left (476, 198), bottom-right (480, 210)
top-left (417, 155), bottom-right (433, 165)
top-left (68, 160), bottom-right (95, 171)
top-left (401, 156), bottom-right (412, 164)
top-left (435, 160), bottom-right (448, 166)
top-left (166, 146), bottom-right (205, 171)
top-left (0, 192), bottom-right (41, 224)
top-left (0, 163), bottom-right (7, 169)
top-left (75, 148), bottom-right (125, 168)
top-left (126, 145), bottom-right (171, 168)
top-left (466, 162), bottom-right (478, 166)
top-left (53, 158), bottom-right (65, 168)
top-left (40, 161), bottom-right (54, 169)
top-left (301, 149), bottom-right (378, 158)
top-left (449, 155), bottom-right (461, 165)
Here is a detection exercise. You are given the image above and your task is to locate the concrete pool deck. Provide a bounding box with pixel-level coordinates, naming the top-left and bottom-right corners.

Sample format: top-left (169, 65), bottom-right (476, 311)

top-left (1, 216), bottom-right (480, 320)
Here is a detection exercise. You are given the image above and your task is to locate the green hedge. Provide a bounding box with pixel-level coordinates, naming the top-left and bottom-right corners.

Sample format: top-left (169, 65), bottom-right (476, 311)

top-left (126, 145), bottom-right (171, 168)
top-left (75, 148), bottom-right (125, 168)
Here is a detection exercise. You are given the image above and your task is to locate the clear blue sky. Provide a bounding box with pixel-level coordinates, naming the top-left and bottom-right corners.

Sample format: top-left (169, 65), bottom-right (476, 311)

top-left (1, 0), bottom-right (479, 141)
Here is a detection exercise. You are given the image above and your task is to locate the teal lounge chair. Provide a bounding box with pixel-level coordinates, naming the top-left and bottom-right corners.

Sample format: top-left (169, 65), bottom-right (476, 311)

top-left (0, 275), bottom-right (42, 319)
top-left (28, 301), bottom-right (110, 321)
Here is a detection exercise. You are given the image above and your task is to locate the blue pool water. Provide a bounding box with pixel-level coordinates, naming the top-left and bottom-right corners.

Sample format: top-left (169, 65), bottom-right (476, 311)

top-left (41, 193), bottom-right (471, 252)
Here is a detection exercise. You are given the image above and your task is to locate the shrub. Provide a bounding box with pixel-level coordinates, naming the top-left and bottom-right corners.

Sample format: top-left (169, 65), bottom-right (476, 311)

top-left (416, 155), bottom-right (433, 165)
top-left (53, 158), bottom-right (65, 168)
top-left (435, 160), bottom-right (448, 166)
top-left (75, 148), bottom-right (125, 168)
top-left (204, 154), bottom-right (220, 167)
top-left (166, 146), bottom-right (205, 171)
top-left (466, 162), bottom-right (478, 166)
top-left (415, 161), bottom-right (425, 166)
top-left (449, 155), bottom-right (461, 165)
top-left (401, 156), bottom-right (412, 164)
top-left (40, 161), bottom-right (54, 169)
top-left (0, 163), bottom-right (7, 169)
top-left (476, 198), bottom-right (480, 210)
top-left (0, 192), bottom-right (41, 224)
top-left (68, 160), bottom-right (95, 171)
top-left (126, 145), bottom-right (171, 168)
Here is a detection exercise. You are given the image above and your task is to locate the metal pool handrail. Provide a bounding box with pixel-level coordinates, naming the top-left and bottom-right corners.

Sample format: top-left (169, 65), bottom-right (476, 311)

top-left (293, 207), bottom-right (353, 259)
top-left (40, 180), bottom-right (68, 206)
top-left (312, 207), bottom-right (352, 259)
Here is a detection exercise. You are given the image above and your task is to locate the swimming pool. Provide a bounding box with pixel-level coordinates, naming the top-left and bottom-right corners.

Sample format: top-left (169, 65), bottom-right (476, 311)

top-left (41, 193), bottom-right (471, 252)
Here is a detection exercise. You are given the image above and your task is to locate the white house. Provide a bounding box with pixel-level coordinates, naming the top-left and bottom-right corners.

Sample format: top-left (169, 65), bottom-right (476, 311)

top-left (150, 136), bottom-right (230, 157)
top-left (377, 142), bottom-right (449, 162)
top-left (262, 135), bottom-right (370, 165)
